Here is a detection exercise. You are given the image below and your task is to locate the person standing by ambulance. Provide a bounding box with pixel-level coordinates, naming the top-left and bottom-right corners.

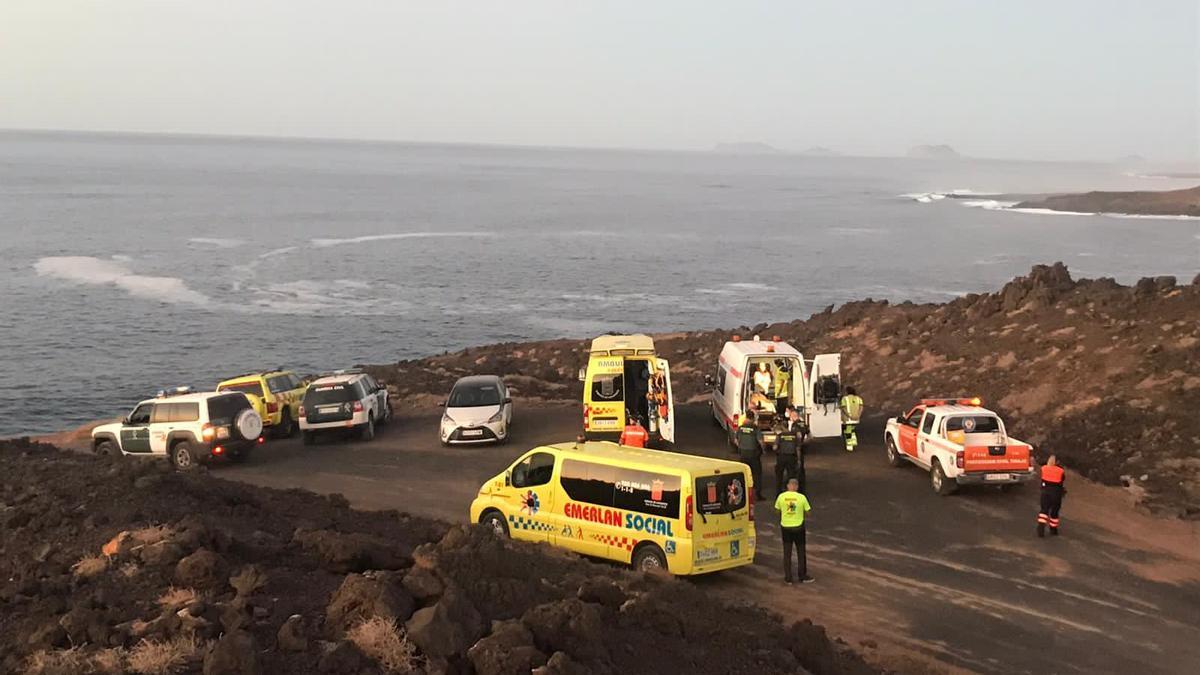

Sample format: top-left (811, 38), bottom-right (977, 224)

top-left (839, 386), bottom-right (864, 452)
top-left (1037, 454), bottom-right (1066, 537)
top-left (775, 407), bottom-right (802, 493)
top-left (775, 477), bottom-right (813, 584)
top-left (736, 414), bottom-right (765, 501)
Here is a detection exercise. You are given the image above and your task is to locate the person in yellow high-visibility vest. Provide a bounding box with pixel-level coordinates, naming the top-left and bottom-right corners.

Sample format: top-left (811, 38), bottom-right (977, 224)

top-left (839, 386), bottom-right (864, 452)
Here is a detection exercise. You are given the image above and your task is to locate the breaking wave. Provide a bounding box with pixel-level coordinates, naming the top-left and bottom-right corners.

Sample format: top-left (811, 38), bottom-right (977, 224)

top-left (310, 231), bottom-right (495, 248)
top-left (33, 256), bottom-right (212, 306)
top-left (187, 237), bottom-right (244, 248)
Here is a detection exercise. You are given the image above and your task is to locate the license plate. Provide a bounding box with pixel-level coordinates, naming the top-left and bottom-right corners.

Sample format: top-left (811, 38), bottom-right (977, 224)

top-left (592, 418), bottom-right (618, 429)
top-left (695, 546), bottom-right (720, 562)
top-left (984, 473), bottom-right (1011, 482)
top-left (462, 429), bottom-right (484, 437)
top-left (318, 406), bottom-right (340, 413)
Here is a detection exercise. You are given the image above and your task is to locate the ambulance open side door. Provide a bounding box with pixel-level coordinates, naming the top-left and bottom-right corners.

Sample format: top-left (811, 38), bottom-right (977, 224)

top-left (806, 353), bottom-right (842, 438)
top-left (655, 358), bottom-right (675, 444)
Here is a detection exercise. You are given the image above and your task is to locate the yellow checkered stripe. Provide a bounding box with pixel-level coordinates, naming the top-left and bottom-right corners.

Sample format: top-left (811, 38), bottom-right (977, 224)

top-left (508, 515), bottom-right (554, 533)
top-left (590, 532), bottom-right (637, 552)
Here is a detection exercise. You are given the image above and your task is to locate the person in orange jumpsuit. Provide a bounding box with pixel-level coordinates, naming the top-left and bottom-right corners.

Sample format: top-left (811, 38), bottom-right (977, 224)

top-left (1037, 455), bottom-right (1066, 537)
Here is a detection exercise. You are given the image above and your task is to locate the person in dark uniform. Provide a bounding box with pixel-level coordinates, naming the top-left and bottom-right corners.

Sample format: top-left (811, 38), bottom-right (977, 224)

top-left (1037, 454), bottom-right (1066, 537)
top-left (775, 414), bottom-right (801, 495)
top-left (736, 414), bottom-right (765, 501)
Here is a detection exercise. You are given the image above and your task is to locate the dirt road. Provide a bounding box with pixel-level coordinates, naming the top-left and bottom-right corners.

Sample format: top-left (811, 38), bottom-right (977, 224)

top-left (222, 403), bottom-right (1200, 674)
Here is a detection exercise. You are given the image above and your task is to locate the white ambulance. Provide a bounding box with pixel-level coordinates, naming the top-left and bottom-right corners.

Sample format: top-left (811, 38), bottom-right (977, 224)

top-left (707, 336), bottom-right (843, 445)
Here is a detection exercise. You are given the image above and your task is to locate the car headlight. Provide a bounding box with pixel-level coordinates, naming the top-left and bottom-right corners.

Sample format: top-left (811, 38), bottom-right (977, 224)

top-left (487, 410), bottom-right (504, 424)
top-left (442, 413), bottom-right (456, 427)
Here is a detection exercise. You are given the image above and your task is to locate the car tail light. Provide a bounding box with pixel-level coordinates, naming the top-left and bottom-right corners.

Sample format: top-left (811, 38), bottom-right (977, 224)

top-left (748, 499), bottom-right (755, 522)
top-left (201, 424), bottom-right (215, 441)
top-left (213, 446), bottom-right (224, 455)
top-left (956, 450), bottom-right (964, 469)
top-left (267, 401), bottom-right (279, 414)
top-left (685, 496), bottom-right (693, 531)
top-left (298, 405), bottom-right (306, 418)
top-left (257, 436), bottom-right (265, 445)
top-left (353, 401), bottom-right (364, 413)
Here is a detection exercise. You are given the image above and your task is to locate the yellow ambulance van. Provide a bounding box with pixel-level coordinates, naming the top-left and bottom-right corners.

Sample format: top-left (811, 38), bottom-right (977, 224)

top-left (469, 441), bottom-right (756, 575)
top-left (579, 334), bottom-right (675, 445)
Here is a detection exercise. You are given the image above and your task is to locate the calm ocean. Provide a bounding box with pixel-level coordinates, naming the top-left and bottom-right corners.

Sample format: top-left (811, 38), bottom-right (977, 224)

top-left (2, 131), bottom-right (1197, 436)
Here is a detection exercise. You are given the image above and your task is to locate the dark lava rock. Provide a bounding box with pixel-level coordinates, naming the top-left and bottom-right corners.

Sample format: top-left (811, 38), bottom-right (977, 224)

top-left (204, 629), bottom-right (261, 675)
top-left (406, 587), bottom-right (486, 658)
top-left (468, 620), bottom-right (548, 675)
top-left (277, 614), bottom-right (309, 652)
top-left (326, 572), bottom-right (415, 634)
top-left (294, 528), bottom-right (412, 573)
top-left (175, 548), bottom-right (229, 589)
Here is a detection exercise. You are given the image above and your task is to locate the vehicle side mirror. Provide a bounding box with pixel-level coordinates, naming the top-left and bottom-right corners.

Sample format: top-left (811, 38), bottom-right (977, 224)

top-left (504, 471), bottom-right (511, 487)
top-left (577, 367), bottom-right (587, 382)
top-left (122, 416), bottom-right (131, 425)
top-left (503, 398), bottom-right (512, 405)
top-left (439, 400), bottom-right (448, 407)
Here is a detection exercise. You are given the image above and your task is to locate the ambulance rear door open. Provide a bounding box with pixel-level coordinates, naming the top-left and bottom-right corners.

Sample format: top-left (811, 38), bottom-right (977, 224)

top-left (806, 353), bottom-right (842, 438)
top-left (655, 358), bottom-right (675, 443)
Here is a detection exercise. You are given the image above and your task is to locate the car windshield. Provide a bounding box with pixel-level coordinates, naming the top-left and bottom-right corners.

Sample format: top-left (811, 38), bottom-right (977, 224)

top-left (448, 383), bottom-right (502, 407)
top-left (218, 381), bottom-right (264, 398)
top-left (304, 383), bottom-right (357, 405)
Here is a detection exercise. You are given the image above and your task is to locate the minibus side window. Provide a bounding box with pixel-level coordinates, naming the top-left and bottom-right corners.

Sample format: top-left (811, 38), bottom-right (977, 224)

top-left (513, 452), bottom-right (556, 488)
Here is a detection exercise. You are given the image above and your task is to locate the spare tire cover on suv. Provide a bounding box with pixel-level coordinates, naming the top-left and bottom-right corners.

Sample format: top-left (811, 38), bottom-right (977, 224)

top-left (234, 409), bottom-right (263, 440)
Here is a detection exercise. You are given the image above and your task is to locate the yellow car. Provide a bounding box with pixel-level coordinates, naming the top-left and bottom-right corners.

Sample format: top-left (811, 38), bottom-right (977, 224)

top-left (470, 441), bottom-right (756, 575)
top-left (216, 370), bottom-right (306, 437)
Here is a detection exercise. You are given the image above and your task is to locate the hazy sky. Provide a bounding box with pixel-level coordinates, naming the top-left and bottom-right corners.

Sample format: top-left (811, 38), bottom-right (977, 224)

top-left (3, 1), bottom-right (1197, 161)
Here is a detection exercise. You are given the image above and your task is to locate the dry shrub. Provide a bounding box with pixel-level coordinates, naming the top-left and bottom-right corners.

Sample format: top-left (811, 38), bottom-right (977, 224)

top-left (24, 647), bottom-right (126, 675)
top-left (119, 563), bottom-right (140, 578)
top-left (126, 635), bottom-right (202, 675)
top-left (156, 586), bottom-right (199, 608)
top-left (347, 616), bottom-right (422, 674)
top-left (229, 564), bottom-right (268, 597)
top-left (71, 555), bottom-right (108, 580)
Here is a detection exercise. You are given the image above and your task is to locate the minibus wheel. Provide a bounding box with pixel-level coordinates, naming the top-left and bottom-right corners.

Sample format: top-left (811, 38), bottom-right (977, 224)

top-left (481, 511), bottom-right (509, 539)
top-left (631, 544), bottom-right (667, 573)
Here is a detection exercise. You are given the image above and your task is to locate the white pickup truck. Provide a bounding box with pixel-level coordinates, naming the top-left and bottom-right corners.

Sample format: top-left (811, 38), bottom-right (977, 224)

top-left (883, 398), bottom-right (1037, 495)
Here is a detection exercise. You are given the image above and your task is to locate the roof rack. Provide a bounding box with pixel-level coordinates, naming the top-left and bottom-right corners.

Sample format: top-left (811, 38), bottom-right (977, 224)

top-left (156, 386), bottom-right (193, 398)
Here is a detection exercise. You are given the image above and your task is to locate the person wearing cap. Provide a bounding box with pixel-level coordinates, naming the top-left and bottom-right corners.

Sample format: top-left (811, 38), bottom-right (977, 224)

top-left (1037, 455), bottom-right (1067, 537)
top-left (774, 477), bottom-right (813, 584)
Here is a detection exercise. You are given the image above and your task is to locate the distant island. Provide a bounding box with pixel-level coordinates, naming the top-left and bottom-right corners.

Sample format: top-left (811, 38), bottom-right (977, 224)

top-left (907, 144), bottom-right (961, 159)
top-left (712, 142), bottom-right (780, 155)
top-left (1015, 185), bottom-right (1200, 217)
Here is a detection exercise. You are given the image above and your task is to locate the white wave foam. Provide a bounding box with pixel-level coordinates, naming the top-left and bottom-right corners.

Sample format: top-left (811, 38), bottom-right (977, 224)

top-left (901, 189), bottom-right (1000, 203)
top-left (695, 288), bottom-right (735, 295)
top-left (34, 256), bottom-right (211, 306)
top-left (1101, 212), bottom-right (1200, 221)
top-left (828, 227), bottom-right (882, 236)
top-left (259, 246), bottom-right (297, 258)
top-left (1005, 207), bottom-right (1094, 216)
top-left (310, 231), bottom-right (494, 248)
top-left (188, 237), bottom-right (244, 248)
top-left (727, 282), bottom-right (778, 291)
top-left (110, 254), bottom-right (132, 262)
top-left (960, 199), bottom-right (1019, 210)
